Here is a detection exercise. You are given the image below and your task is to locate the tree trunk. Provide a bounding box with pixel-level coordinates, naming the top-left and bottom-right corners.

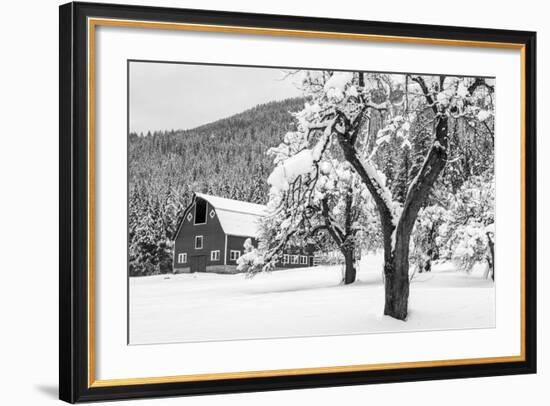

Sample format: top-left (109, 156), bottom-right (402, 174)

top-left (342, 248), bottom-right (356, 285)
top-left (383, 262), bottom-right (409, 320)
top-left (383, 228), bottom-right (412, 320)
top-left (486, 232), bottom-right (495, 281)
top-left (424, 257), bottom-right (432, 273)
top-left (334, 92), bottom-right (449, 321)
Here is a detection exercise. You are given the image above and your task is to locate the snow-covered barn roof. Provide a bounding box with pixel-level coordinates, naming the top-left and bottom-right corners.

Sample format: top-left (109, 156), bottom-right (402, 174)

top-left (195, 193), bottom-right (267, 238)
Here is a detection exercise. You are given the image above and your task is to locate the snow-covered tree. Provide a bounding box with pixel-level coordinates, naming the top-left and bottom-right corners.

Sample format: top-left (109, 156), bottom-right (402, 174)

top-left (238, 122), bottom-right (377, 284)
top-left (410, 205), bottom-right (449, 274)
top-left (408, 173), bottom-right (495, 280)
top-left (253, 70), bottom-right (494, 320)
top-left (444, 175), bottom-right (495, 279)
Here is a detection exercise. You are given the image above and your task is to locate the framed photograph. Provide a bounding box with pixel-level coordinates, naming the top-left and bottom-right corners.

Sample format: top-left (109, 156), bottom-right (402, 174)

top-left (59, 1), bottom-right (536, 403)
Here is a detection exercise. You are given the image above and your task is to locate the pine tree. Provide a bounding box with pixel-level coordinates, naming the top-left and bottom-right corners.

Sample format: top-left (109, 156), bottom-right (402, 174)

top-left (392, 147), bottom-right (412, 204)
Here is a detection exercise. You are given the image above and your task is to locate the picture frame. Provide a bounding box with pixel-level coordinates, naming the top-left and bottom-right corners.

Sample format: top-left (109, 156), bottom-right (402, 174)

top-left (59, 1), bottom-right (537, 403)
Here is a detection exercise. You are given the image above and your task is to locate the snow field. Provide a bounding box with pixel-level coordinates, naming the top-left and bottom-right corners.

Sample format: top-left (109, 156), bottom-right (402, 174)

top-left (129, 253), bottom-right (494, 344)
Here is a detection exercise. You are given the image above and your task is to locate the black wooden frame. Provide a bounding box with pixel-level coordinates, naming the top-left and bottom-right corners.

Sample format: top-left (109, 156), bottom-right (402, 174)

top-left (59, 1), bottom-right (537, 403)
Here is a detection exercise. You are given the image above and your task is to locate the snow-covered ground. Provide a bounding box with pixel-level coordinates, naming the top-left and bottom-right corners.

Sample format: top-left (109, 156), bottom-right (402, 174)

top-left (129, 253), bottom-right (495, 345)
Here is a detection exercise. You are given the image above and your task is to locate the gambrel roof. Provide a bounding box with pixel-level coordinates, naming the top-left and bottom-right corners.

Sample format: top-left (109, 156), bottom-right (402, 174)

top-left (195, 193), bottom-right (267, 238)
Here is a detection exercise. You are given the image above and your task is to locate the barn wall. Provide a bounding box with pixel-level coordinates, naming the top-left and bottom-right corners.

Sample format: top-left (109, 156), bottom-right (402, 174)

top-left (226, 236), bottom-right (315, 271)
top-left (173, 199), bottom-right (226, 272)
top-left (277, 246), bottom-right (315, 269)
top-left (226, 235), bottom-right (255, 266)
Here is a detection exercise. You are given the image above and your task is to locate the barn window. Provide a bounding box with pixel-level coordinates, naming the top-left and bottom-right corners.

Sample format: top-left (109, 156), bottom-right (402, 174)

top-left (291, 255), bottom-right (299, 264)
top-left (194, 199), bottom-right (207, 224)
top-left (209, 209), bottom-right (216, 218)
top-left (300, 255), bottom-right (307, 265)
top-left (211, 250), bottom-right (220, 261)
top-left (195, 235), bottom-right (203, 249)
top-left (283, 254), bottom-right (289, 264)
top-left (230, 250), bottom-right (241, 261)
top-left (187, 213), bottom-right (193, 222)
top-left (178, 253), bottom-right (187, 264)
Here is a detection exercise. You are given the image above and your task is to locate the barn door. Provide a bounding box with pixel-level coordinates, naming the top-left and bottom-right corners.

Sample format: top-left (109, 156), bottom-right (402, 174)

top-left (190, 255), bottom-right (206, 273)
top-left (197, 255), bottom-right (206, 272)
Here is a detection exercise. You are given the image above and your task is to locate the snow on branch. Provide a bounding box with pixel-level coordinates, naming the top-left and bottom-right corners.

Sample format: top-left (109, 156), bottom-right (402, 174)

top-left (267, 118), bottom-right (336, 196)
top-left (323, 71), bottom-right (354, 101)
top-left (362, 159), bottom-right (401, 225)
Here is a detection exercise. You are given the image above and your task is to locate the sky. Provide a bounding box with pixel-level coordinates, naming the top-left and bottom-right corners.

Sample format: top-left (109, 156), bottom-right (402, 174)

top-left (129, 62), bottom-right (303, 134)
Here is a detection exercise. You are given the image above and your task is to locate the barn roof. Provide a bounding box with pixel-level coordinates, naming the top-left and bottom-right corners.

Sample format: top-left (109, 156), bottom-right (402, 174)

top-left (195, 193), bottom-right (268, 238)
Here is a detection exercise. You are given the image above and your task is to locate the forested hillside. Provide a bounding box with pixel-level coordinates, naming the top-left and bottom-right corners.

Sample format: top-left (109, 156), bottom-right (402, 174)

top-left (128, 97), bottom-right (306, 275)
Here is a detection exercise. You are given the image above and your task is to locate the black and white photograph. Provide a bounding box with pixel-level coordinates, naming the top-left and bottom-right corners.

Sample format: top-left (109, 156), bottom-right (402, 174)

top-left (128, 61), bottom-right (496, 345)
top-left (0, 0), bottom-right (542, 403)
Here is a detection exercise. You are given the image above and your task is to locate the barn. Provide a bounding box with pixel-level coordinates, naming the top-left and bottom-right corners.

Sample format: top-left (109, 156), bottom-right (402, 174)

top-left (172, 193), bottom-right (315, 274)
